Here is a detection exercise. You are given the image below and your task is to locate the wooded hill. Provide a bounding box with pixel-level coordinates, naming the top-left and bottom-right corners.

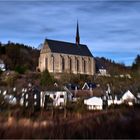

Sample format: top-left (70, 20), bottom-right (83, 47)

top-left (0, 41), bottom-right (139, 75)
top-left (0, 41), bottom-right (40, 73)
top-left (95, 57), bottom-right (131, 75)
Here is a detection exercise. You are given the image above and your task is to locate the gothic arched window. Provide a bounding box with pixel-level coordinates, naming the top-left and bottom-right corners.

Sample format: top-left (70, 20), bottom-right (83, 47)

top-left (83, 59), bottom-right (86, 73)
top-left (88, 58), bottom-right (91, 73)
top-left (69, 57), bottom-right (72, 72)
top-left (62, 56), bottom-right (65, 72)
top-left (45, 58), bottom-right (48, 69)
top-left (76, 58), bottom-right (79, 72)
top-left (51, 55), bottom-right (54, 72)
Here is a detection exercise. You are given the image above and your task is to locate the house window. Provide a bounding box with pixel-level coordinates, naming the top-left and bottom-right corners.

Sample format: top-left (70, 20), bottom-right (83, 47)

top-left (34, 94), bottom-right (37, 99)
top-left (62, 57), bottom-right (65, 72)
top-left (26, 94), bottom-right (28, 99)
top-left (53, 95), bottom-right (56, 99)
top-left (25, 102), bottom-right (28, 107)
top-left (60, 95), bottom-right (64, 98)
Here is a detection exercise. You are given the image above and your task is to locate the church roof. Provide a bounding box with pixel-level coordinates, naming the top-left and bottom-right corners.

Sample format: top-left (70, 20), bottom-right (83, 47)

top-left (45, 39), bottom-right (93, 57)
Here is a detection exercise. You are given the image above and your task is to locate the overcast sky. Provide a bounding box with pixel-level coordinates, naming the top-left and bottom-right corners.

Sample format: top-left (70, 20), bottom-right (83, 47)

top-left (0, 0), bottom-right (140, 66)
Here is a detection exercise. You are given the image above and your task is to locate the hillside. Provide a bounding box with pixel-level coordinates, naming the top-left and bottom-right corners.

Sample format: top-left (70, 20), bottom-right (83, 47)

top-left (0, 41), bottom-right (138, 76)
top-left (95, 57), bottom-right (131, 75)
top-left (0, 41), bottom-right (40, 72)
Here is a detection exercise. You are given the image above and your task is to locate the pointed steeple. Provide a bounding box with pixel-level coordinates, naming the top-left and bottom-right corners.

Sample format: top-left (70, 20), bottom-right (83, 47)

top-left (76, 20), bottom-right (80, 45)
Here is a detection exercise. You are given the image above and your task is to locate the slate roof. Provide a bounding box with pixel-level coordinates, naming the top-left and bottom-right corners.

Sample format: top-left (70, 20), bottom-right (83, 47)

top-left (86, 82), bottom-right (97, 89)
top-left (45, 39), bottom-right (93, 57)
top-left (65, 83), bottom-right (80, 90)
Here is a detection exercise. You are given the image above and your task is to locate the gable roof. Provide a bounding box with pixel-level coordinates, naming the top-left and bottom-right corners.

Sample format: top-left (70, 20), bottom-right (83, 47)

top-left (122, 90), bottom-right (136, 100)
top-left (82, 82), bottom-right (96, 90)
top-left (45, 39), bottom-right (93, 57)
top-left (117, 90), bottom-right (136, 100)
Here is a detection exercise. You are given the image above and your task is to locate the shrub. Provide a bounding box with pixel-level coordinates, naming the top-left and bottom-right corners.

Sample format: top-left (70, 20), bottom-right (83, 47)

top-left (14, 66), bottom-right (27, 74)
top-left (4, 72), bottom-right (18, 87)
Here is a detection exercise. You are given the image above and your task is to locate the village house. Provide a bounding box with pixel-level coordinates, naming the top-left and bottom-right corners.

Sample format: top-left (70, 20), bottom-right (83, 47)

top-left (84, 96), bottom-right (103, 110)
top-left (106, 90), bottom-right (137, 107)
top-left (40, 91), bottom-right (73, 109)
top-left (38, 22), bottom-right (95, 76)
top-left (0, 59), bottom-right (6, 71)
top-left (20, 84), bottom-right (41, 110)
top-left (120, 90), bottom-right (137, 106)
top-left (95, 58), bottom-right (108, 76)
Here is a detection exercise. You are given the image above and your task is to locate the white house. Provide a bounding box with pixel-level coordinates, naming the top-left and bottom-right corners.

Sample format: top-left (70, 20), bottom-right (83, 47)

top-left (121, 90), bottom-right (137, 106)
top-left (84, 97), bottom-right (103, 110)
top-left (4, 94), bottom-right (17, 105)
top-left (99, 67), bottom-right (107, 76)
top-left (107, 90), bottom-right (137, 106)
top-left (0, 59), bottom-right (6, 71)
top-left (40, 91), bottom-right (72, 108)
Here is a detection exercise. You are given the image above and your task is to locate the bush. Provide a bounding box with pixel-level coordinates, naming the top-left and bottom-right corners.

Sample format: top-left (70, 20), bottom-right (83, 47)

top-left (14, 66), bottom-right (27, 74)
top-left (4, 72), bottom-right (18, 87)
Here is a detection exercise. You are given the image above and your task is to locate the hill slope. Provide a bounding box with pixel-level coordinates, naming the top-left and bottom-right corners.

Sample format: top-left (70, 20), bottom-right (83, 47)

top-left (95, 57), bottom-right (131, 75)
top-left (0, 41), bottom-right (40, 71)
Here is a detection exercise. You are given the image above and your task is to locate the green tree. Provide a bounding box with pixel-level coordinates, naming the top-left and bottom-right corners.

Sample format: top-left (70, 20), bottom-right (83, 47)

top-left (40, 69), bottom-right (54, 87)
top-left (132, 55), bottom-right (140, 78)
top-left (14, 65), bottom-right (27, 74)
top-left (132, 55), bottom-right (140, 71)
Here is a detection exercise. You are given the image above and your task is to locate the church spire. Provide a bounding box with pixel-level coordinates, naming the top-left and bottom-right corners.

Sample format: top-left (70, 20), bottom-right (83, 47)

top-left (76, 20), bottom-right (80, 45)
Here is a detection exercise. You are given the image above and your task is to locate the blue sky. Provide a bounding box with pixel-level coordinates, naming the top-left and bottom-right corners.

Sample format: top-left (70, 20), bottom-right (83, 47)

top-left (0, 0), bottom-right (140, 66)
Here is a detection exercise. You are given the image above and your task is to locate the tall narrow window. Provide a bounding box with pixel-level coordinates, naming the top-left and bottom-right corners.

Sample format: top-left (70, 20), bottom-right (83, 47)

top-left (89, 58), bottom-right (91, 73)
top-left (69, 57), bottom-right (72, 72)
top-left (77, 59), bottom-right (79, 72)
top-left (83, 59), bottom-right (86, 73)
top-left (51, 55), bottom-right (54, 72)
top-left (62, 56), bottom-right (65, 72)
top-left (45, 58), bottom-right (48, 69)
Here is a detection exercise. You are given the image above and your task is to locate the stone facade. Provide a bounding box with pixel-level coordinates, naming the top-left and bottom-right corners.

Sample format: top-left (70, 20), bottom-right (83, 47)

top-left (38, 41), bottom-right (95, 75)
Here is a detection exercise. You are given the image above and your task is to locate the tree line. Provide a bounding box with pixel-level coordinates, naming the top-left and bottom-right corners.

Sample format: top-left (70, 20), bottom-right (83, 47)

top-left (0, 41), bottom-right (40, 73)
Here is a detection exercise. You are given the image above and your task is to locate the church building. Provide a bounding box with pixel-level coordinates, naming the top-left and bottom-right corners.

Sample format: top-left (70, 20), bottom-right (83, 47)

top-left (38, 22), bottom-right (95, 75)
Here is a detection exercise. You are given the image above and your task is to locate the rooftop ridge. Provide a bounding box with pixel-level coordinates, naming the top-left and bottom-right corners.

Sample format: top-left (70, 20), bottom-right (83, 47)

top-left (45, 38), bottom-right (86, 46)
